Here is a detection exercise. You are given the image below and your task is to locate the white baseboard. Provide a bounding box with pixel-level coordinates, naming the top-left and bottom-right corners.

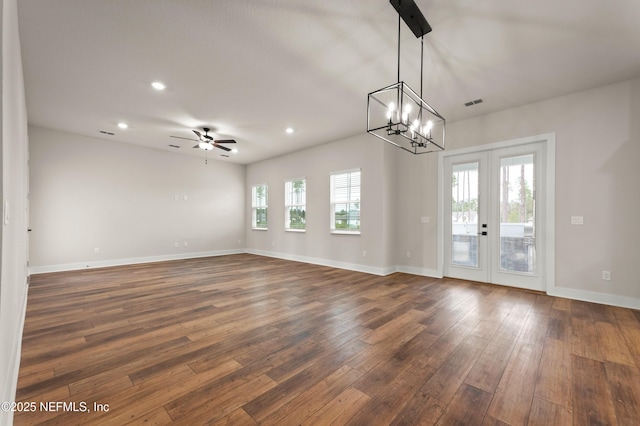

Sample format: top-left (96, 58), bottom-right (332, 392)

top-left (29, 250), bottom-right (640, 310)
top-left (548, 286), bottom-right (640, 310)
top-left (28, 249), bottom-right (246, 274)
top-left (1, 283), bottom-right (29, 426)
top-left (246, 249), bottom-right (397, 276)
top-left (396, 265), bottom-right (443, 279)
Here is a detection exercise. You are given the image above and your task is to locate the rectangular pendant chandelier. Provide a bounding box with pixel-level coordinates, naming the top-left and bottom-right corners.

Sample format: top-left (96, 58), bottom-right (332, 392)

top-left (367, 81), bottom-right (445, 154)
top-left (367, 0), bottom-right (445, 155)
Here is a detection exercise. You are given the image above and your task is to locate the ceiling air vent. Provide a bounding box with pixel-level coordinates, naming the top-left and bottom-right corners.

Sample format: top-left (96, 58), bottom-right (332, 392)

top-left (464, 99), bottom-right (483, 107)
top-left (99, 130), bottom-right (115, 135)
top-left (168, 144), bottom-right (180, 149)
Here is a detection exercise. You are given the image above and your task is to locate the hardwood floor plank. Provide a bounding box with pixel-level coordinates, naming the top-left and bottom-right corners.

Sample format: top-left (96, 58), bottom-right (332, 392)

top-left (349, 356), bottom-right (435, 425)
top-left (596, 321), bottom-right (636, 366)
top-left (420, 335), bottom-right (489, 404)
top-left (13, 254), bottom-right (640, 425)
top-left (435, 383), bottom-right (492, 425)
top-left (486, 343), bottom-right (543, 425)
top-left (533, 337), bottom-right (572, 411)
top-left (300, 386), bottom-right (370, 426)
top-left (210, 408), bottom-right (257, 426)
top-left (604, 361), bottom-right (640, 425)
top-left (527, 397), bottom-right (572, 426)
top-left (259, 364), bottom-right (363, 425)
top-left (571, 316), bottom-right (604, 361)
top-left (572, 355), bottom-right (618, 425)
top-left (621, 324), bottom-right (640, 368)
top-left (389, 393), bottom-right (445, 426)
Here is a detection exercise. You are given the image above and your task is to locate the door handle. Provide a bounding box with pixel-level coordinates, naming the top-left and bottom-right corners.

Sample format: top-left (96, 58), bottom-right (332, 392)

top-left (477, 231), bottom-right (487, 235)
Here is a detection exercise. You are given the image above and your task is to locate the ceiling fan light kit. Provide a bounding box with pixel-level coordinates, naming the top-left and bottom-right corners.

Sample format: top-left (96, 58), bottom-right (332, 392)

top-left (170, 127), bottom-right (237, 161)
top-left (367, 0), bottom-right (445, 155)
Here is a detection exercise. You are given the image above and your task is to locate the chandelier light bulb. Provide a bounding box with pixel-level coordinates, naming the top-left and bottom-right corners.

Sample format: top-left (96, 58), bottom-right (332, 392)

top-left (388, 102), bottom-right (395, 112)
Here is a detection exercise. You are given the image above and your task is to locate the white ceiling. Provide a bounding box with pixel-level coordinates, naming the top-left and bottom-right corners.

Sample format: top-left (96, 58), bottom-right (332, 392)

top-left (17, 0), bottom-right (640, 164)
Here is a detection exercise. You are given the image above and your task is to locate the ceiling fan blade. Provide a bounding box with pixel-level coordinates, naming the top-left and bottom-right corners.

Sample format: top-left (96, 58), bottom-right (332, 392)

top-left (214, 144), bottom-right (232, 152)
top-left (170, 136), bottom-right (199, 141)
top-left (193, 130), bottom-right (203, 140)
top-left (214, 139), bottom-right (236, 144)
top-left (193, 144), bottom-right (199, 148)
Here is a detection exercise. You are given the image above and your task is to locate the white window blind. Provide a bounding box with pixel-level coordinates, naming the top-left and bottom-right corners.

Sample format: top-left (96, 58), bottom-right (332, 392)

top-left (330, 170), bottom-right (361, 233)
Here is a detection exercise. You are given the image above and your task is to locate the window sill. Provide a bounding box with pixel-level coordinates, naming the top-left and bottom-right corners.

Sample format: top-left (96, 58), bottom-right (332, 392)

top-left (330, 230), bottom-right (361, 235)
top-left (285, 229), bottom-right (306, 233)
top-left (252, 227), bottom-right (268, 231)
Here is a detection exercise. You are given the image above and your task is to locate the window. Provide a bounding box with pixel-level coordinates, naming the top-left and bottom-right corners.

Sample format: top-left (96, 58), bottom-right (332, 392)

top-left (330, 169), bottom-right (360, 233)
top-left (285, 178), bottom-right (306, 231)
top-left (252, 184), bottom-right (268, 229)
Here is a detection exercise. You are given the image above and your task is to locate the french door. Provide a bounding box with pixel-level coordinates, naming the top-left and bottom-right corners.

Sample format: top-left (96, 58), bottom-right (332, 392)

top-left (443, 141), bottom-right (547, 291)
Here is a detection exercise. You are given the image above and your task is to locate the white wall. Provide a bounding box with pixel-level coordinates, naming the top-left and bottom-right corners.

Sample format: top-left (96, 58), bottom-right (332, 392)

top-left (396, 77), bottom-right (640, 308)
top-left (245, 77), bottom-right (640, 309)
top-left (1, 0), bottom-right (30, 422)
top-left (246, 133), bottom-right (396, 275)
top-left (29, 126), bottom-right (246, 271)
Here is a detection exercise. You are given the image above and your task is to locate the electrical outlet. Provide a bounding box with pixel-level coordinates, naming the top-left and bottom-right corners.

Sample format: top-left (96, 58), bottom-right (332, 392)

top-left (571, 216), bottom-right (584, 225)
top-left (183, 242), bottom-right (188, 247)
top-left (421, 216), bottom-right (430, 223)
top-left (94, 247), bottom-right (100, 254)
top-left (174, 242), bottom-right (179, 248)
top-left (362, 250), bottom-right (367, 257)
top-left (406, 251), bottom-right (411, 258)
top-left (602, 270), bottom-right (611, 281)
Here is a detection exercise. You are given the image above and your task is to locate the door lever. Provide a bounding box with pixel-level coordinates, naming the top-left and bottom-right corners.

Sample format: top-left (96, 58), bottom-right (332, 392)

top-left (477, 231), bottom-right (487, 235)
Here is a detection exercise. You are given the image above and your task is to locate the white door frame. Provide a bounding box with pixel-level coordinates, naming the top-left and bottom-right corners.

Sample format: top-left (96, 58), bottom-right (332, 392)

top-left (437, 133), bottom-right (556, 292)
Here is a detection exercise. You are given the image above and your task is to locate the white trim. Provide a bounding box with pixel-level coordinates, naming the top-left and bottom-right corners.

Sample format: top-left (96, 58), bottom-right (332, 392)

top-left (28, 249), bottom-right (245, 274)
top-left (396, 265), bottom-right (443, 278)
top-left (548, 286), bottom-right (640, 311)
top-left (330, 230), bottom-right (361, 235)
top-left (0, 284), bottom-right (29, 426)
top-left (439, 133), bottom-right (556, 158)
top-left (246, 248), bottom-right (394, 276)
top-left (437, 133), bottom-right (556, 293)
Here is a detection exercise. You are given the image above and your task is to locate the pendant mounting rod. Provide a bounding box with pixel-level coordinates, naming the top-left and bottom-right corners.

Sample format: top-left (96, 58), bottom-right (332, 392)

top-left (389, 0), bottom-right (432, 38)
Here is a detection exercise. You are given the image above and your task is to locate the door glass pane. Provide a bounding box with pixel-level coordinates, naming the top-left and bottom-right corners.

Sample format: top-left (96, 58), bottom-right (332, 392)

top-left (499, 154), bottom-right (535, 273)
top-left (451, 162), bottom-right (479, 267)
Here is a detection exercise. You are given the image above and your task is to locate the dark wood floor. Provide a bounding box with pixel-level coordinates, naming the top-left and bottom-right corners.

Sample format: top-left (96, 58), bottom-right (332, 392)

top-left (14, 254), bottom-right (640, 425)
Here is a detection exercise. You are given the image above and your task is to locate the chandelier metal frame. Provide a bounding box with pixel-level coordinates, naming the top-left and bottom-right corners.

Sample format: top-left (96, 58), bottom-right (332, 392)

top-left (367, 0), bottom-right (445, 154)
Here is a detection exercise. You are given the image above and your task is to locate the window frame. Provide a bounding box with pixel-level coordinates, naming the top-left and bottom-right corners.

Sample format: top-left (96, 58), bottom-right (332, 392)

top-left (284, 177), bottom-right (307, 232)
top-left (330, 169), bottom-right (361, 235)
top-left (251, 183), bottom-right (268, 230)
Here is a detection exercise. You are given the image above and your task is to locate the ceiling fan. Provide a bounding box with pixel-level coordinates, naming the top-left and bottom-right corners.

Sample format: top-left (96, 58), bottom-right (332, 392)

top-left (170, 128), bottom-right (236, 152)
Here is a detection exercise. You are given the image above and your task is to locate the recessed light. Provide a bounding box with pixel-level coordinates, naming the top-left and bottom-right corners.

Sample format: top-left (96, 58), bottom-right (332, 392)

top-left (285, 127), bottom-right (294, 134)
top-left (231, 148), bottom-right (238, 154)
top-left (151, 81), bottom-right (166, 91)
top-left (117, 122), bottom-right (128, 129)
